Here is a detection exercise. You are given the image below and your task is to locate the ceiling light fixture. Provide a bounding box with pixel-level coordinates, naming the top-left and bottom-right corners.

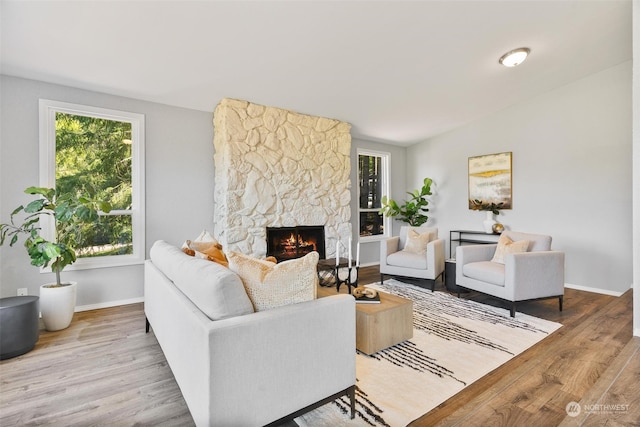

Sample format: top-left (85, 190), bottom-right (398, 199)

top-left (499, 47), bottom-right (530, 67)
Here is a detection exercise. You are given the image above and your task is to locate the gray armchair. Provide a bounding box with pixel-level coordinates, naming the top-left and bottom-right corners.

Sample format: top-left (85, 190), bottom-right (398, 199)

top-left (380, 226), bottom-right (445, 291)
top-left (455, 230), bottom-right (564, 317)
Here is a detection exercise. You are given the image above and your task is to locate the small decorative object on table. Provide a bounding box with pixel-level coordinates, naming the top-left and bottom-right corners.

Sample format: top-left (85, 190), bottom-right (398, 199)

top-left (353, 287), bottom-right (380, 304)
top-left (492, 223), bottom-right (504, 234)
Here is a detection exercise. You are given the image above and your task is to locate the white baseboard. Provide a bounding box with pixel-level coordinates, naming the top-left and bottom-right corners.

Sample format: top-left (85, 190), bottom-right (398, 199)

top-left (75, 297), bottom-right (144, 312)
top-left (634, 328), bottom-right (640, 338)
top-left (564, 283), bottom-right (625, 297)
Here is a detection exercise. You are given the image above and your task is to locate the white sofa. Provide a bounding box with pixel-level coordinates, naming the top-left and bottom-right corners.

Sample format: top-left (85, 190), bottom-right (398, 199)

top-left (144, 240), bottom-right (356, 426)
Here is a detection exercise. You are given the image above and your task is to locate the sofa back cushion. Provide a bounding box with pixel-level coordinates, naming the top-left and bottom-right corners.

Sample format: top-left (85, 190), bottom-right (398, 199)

top-left (150, 240), bottom-right (254, 321)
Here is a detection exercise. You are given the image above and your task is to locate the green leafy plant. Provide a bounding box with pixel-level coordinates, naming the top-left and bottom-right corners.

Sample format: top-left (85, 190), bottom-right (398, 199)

top-left (0, 186), bottom-right (111, 286)
top-left (469, 199), bottom-right (504, 215)
top-left (379, 177), bottom-right (434, 226)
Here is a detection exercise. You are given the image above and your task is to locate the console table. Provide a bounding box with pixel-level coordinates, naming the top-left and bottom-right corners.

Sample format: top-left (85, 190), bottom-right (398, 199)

top-left (449, 229), bottom-right (501, 259)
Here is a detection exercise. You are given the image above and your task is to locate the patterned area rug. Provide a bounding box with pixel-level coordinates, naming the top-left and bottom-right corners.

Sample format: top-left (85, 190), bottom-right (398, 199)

top-left (296, 279), bottom-right (562, 427)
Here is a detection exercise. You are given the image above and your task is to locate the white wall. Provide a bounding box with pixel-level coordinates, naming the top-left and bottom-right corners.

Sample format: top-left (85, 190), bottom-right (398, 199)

top-left (0, 75), bottom-right (214, 308)
top-left (407, 62), bottom-right (633, 295)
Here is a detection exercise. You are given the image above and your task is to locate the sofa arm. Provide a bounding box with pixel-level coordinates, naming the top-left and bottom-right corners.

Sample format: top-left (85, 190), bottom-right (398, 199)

top-left (427, 238), bottom-right (445, 276)
top-left (380, 236), bottom-right (400, 267)
top-left (206, 294), bottom-right (356, 426)
top-left (505, 251), bottom-right (565, 300)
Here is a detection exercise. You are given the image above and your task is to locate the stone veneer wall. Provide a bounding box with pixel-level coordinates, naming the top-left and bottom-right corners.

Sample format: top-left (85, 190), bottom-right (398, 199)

top-left (213, 98), bottom-right (352, 257)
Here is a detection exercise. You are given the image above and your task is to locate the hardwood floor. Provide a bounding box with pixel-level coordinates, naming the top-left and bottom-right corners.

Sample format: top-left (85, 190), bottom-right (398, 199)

top-left (0, 265), bottom-right (636, 426)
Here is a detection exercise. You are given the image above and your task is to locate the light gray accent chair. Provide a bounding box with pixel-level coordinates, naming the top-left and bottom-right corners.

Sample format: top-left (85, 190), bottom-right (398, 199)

top-left (380, 226), bottom-right (445, 291)
top-left (455, 230), bottom-right (565, 317)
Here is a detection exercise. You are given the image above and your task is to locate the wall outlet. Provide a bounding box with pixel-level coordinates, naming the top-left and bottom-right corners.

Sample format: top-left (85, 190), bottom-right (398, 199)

top-left (17, 288), bottom-right (28, 296)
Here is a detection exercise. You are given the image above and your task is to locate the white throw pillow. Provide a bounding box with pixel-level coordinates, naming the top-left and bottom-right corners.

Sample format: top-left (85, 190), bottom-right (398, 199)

top-left (403, 229), bottom-right (431, 254)
top-left (227, 251), bottom-right (319, 312)
top-left (491, 234), bottom-right (529, 264)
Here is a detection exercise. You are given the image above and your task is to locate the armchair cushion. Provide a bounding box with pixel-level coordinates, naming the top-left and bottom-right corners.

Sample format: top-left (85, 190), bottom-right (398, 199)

top-left (462, 261), bottom-right (505, 286)
top-left (387, 250), bottom-right (428, 269)
top-left (491, 234), bottom-right (529, 264)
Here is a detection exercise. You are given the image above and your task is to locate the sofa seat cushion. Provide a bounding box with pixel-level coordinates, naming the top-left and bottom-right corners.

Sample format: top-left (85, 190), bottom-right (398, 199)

top-left (462, 261), bottom-right (505, 286)
top-left (227, 251), bottom-right (319, 312)
top-left (150, 240), bottom-right (254, 320)
top-left (386, 250), bottom-right (428, 269)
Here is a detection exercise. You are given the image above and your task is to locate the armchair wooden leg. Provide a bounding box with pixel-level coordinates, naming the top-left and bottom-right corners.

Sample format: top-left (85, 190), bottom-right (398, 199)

top-left (380, 273), bottom-right (385, 284)
top-left (145, 317), bottom-right (150, 333)
top-left (559, 295), bottom-right (563, 312)
top-left (510, 303), bottom-right (516, 318)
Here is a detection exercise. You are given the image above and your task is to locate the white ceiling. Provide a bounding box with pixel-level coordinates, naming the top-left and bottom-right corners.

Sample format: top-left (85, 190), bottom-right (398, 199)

top-left (0, 0), bottom-right (632, 146)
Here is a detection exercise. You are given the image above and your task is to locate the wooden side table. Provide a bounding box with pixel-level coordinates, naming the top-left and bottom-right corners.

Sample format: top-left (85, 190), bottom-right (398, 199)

top-left (355, 292), bottom-right (413, 355)
top-left (317, 257), bottom-right (350, 287)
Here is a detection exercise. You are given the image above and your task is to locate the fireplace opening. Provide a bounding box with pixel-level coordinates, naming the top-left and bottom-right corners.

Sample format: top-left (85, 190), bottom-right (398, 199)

top-left (266, 226), bottom-right (326, 262)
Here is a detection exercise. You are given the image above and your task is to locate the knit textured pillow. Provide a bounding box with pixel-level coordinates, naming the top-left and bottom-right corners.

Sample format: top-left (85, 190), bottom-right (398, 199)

top-left (491, 234), bottom-right (529, 264)
top-left (227, 251), bottom-right (319, 312)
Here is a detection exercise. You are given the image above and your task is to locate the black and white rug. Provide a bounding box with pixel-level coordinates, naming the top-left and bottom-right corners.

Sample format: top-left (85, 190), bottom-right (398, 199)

top-left (296, 279), bottom-right (562, 427)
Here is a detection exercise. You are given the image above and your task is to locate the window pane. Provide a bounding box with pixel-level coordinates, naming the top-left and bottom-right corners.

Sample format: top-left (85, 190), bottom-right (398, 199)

top-left (360, 212), bottom-right (384, 237)
top-left (75, 215), bottom-right (133, 258)
top-left (358, 154), bottom-right (383, 209)
top-left (55, 112), bottom-right (132, 210)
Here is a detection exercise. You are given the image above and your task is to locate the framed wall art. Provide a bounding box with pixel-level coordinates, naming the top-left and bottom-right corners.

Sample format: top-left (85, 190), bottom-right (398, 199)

top-left (468, 152), bottom-right (512, 210)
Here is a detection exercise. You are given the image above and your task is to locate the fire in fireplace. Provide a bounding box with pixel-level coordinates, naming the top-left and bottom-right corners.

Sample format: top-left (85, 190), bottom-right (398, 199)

top-left (266, 226), bottom-right (326, 262)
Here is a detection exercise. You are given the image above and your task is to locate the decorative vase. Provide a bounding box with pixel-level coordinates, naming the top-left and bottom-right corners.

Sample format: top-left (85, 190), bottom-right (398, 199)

top-left (482, 211), bottom-right (497, 234)
top-left (40, 282), bottom-right (77, 331)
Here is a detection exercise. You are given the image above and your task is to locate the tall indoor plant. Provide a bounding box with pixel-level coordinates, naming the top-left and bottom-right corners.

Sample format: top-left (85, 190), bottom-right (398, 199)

top-left (379, 177), bottom-right (434, 226)
top-left (0, 186), bottom-right (111, 330)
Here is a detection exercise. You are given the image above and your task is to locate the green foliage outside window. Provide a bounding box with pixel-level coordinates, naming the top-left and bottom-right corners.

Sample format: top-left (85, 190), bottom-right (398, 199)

top-left (55, 113), bottom-right (133, 257)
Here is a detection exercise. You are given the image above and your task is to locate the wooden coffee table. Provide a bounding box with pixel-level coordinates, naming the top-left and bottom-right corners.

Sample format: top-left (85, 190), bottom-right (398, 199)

top-left (317, 285), bottom-right (413, 355)
top-left (355, 291), bottom-right (413, 355)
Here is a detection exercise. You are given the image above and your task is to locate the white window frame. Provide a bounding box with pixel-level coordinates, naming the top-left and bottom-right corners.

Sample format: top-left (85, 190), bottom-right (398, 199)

top-left (357, 149), bottom-right (391, 242)
top-left (39, 99), bottom-right (146, 270)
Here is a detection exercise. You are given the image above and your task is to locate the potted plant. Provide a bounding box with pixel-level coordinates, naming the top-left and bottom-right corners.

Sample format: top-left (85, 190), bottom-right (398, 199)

top-left (0, 186), bottom-right (111, 331)
top-left (470, 199), bottom-right (505, 233)
top-left (379, 177), bottom-right (434, 226)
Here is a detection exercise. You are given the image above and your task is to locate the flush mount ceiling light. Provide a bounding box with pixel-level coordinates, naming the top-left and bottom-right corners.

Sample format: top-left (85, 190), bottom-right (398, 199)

top-left (499, 47), bottom-right (531, 67)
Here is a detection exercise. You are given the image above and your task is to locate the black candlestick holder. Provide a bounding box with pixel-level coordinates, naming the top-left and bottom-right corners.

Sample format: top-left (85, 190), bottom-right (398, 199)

top-left (336, 265), bottom-right (359, 294)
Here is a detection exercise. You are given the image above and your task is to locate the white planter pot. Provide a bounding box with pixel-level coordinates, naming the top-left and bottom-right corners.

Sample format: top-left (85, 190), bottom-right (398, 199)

top-left (482, 211), bottom-right (497, 234)
top-left (40, 282), bottom-right (77, 331)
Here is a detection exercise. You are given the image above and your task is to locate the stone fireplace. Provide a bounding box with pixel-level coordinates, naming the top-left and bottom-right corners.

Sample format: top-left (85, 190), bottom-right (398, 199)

top-left (212, 98), bottom-right (352, 258)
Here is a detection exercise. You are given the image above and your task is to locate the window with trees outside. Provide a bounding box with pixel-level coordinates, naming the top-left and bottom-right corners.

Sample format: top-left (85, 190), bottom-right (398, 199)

top-left (39, 100), bottom-right (145, 270)
top-left (358, 149), bottom-right (390, 241)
